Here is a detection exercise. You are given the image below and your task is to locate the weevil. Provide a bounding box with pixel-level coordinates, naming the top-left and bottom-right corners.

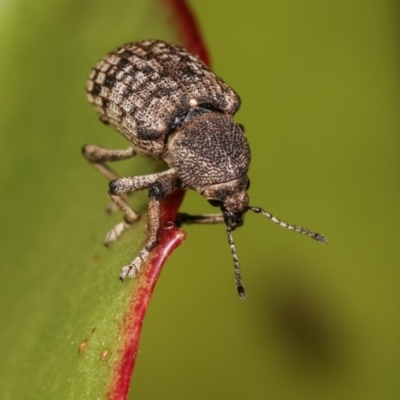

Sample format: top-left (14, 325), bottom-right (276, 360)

top-left (83, 40), bottom-right (327, 299)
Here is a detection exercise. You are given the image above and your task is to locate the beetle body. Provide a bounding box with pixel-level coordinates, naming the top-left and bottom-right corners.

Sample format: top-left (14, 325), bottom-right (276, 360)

top-left (83, 40), bottom-right (326, 299)
top-left (86, 40), bottom-right (241, 158)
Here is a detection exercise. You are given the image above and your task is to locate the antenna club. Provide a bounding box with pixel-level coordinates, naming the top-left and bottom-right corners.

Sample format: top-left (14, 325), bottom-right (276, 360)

top-left (237, 287), bottom-right (246, 301)
top-left (313, 233), bottom-right (329, 244)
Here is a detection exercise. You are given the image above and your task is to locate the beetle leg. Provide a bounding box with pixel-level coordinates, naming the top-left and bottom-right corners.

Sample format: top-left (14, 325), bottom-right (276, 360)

top-left (175, 213), bottom-right (224, 227)
top-left (103, 195), bottom-right (140, 245)
top-left (82, 144), bottom-right (136, 179)
top-left (119, 173), bottom-right (181, 280)
top-left (82, 145), bottom-right (136, 212)
top-left (105, 169), bottom-right (178, 245)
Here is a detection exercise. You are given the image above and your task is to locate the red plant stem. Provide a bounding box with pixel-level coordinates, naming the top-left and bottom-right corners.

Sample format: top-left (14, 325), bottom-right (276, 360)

top-left (107, 1), bottom-right (210, 399)
top-left (108, 191), bottom-right (186, 400)
top-left (163, 0), bottom-right (210, 66)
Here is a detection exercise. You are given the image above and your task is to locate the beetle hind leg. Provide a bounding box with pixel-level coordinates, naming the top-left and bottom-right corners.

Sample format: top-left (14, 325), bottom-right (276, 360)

top-left (82, 144), bottom-right (137, 213)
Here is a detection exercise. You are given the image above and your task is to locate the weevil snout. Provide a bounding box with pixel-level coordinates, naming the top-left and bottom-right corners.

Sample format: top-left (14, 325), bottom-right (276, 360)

top-left (204, 178), bottom-right (249, 230)
top-left (222, 209), bottom-right (245, 230)
top-left (221, 191), bottom-right (249, 230)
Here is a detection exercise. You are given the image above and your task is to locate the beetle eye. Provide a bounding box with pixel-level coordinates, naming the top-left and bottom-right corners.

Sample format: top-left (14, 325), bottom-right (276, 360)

top-left (208, 199), bottom-right (221, 207)
top-left (246, 179), bottom-right (251, 190)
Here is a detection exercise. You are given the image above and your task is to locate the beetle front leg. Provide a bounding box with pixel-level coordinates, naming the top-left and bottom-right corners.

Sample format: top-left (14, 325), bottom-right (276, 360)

top-left (119, 174), bottom-right (181, 280)
top-left (105, 169), bottom-right (178, 245)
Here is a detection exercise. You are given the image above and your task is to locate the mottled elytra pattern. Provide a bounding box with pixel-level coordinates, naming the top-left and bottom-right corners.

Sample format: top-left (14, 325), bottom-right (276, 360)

top-left (83, 40), bottom-right (327, 300)
top-left (86, 40), bottom-right (240, 158)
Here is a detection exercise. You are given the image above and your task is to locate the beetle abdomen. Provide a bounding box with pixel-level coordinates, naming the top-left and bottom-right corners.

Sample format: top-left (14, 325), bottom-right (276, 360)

top-left (86, 40), bottom-right (240, 149)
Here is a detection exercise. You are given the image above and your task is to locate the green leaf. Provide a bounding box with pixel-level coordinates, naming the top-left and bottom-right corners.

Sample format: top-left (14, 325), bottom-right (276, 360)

top-left (0, 0), bottom-right (203, 398)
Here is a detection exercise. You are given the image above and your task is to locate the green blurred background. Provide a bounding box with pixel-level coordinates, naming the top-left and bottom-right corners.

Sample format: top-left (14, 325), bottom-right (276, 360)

top-left (1, 0), bottom-right (400, 399)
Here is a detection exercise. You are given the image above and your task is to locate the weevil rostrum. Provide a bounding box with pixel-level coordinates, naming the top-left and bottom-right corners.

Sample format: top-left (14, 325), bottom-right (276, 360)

top-left (83, 40), bottom-right (327, 299)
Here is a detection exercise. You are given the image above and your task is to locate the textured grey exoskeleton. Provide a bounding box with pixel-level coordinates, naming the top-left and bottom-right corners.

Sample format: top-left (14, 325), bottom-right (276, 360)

top-left (83, 40), bottom-right (327, 299)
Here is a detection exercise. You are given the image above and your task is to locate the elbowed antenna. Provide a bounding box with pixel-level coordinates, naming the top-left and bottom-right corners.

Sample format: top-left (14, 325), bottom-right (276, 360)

top-left (226, 228), bottom-right (246, 300)
top-left (248, 206), bottom-right (328, 243)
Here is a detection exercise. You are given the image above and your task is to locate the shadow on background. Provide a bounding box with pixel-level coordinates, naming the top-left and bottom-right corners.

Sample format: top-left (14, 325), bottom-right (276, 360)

top-left (260, 264), bottom-right (344, 372)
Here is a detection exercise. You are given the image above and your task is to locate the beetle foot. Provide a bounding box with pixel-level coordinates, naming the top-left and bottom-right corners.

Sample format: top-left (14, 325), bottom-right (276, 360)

top-left (119, 248), bottom-right (150, 280)
top-left (104, 221), bottom-right (130, 245)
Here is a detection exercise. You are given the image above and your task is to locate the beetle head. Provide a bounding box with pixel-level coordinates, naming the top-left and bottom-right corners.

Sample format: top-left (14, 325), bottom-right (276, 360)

top-left (202, 176), bottom-right (328, 300)
top-left (203, 176), bottom-right (250, 231)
